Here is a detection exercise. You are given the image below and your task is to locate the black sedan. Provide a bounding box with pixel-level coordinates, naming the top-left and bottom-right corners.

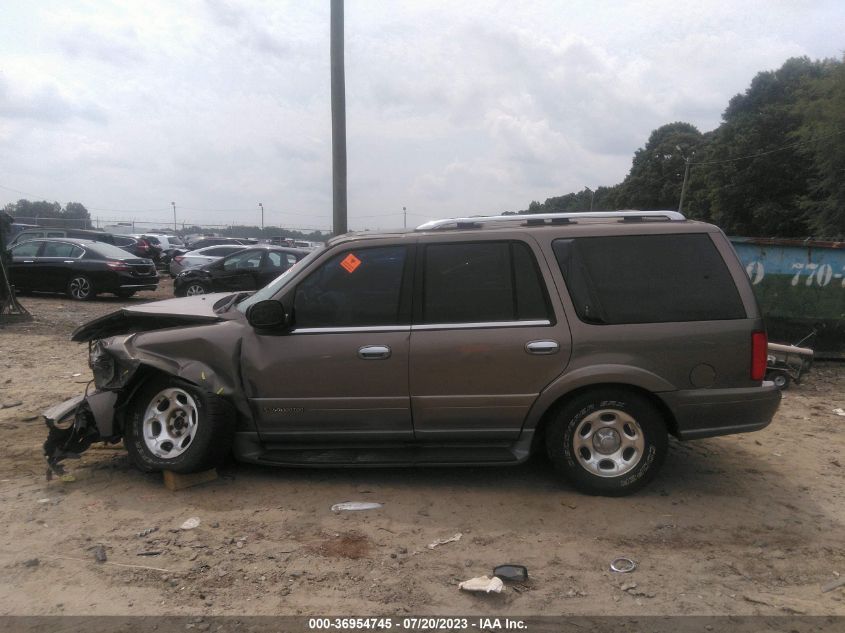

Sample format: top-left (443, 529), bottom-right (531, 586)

top-left (173, 245), bottom-right (308, 296)
top-left (8, 238), bottom-right (159, 300)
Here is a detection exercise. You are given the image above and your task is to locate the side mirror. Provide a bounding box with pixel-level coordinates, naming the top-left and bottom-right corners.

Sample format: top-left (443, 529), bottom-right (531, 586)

top-left (246, 300), bottom-right (288, 329)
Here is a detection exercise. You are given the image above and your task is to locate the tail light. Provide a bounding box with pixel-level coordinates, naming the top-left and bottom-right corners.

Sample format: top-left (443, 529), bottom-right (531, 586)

top-left (751, 331), bottom-right (767, 381)
top-left (106, 260), bottom-right (130, 271)
top-left (137, 239), bottom-right (149, 249)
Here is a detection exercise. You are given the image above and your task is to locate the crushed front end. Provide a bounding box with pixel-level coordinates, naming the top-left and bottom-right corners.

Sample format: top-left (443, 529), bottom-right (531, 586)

top-left (42, 338), bottom-right (138, 479)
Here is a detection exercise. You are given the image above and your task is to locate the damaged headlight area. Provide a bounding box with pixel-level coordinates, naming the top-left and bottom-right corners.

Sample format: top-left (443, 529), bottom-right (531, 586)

top-left (89, 339), bottom-right (140, 390)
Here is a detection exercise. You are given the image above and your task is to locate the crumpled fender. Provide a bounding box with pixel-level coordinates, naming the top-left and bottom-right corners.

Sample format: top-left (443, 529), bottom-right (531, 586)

top-left (96, 320), bottom-right (253, 424)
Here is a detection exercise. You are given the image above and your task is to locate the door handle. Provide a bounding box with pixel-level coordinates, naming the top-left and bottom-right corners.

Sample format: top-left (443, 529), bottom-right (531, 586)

top-left (358, 345), bottom-right (391, 360)
top-left (525, 340), bottom-right (560, 355)
top-left (23, 260), bottom-right (34, 263)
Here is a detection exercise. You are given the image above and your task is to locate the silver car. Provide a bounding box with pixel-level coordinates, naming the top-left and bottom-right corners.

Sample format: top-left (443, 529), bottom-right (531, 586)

top-left (168, 244), bottom-right (248, 277)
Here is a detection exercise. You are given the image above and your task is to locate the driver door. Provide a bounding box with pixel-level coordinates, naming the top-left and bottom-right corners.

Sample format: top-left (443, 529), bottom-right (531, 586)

top-left (241, 244), bottom-right (415, 441)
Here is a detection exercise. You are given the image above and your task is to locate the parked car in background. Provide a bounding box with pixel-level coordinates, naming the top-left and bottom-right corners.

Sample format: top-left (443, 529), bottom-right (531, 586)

top-left (144, 234), bottom-right (184, 264)
top-left (185, 236), bottom-right (257, 249)
top-left (173, 245), bottom-right (307, 296)
top-left (168, 244), bottom-right (249, 277)
top-left (265, 236), bottom-right (294, 246)
top-left (172, 237), bottom-right (258, 260)
top-left (8, 238), bottom-right (158, 300)
top-left (9, 223), bottom-right (38, 238)
top-left (9, 227), bottom-right (116, 248)
top-left (112, 235), bottom-right (159, 260)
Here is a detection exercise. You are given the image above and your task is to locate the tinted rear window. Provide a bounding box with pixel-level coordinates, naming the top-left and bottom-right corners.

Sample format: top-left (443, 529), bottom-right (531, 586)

top-left (88, 242), bottom-right (143, 259)
top-left (552, 234), bottom-right (745, 324)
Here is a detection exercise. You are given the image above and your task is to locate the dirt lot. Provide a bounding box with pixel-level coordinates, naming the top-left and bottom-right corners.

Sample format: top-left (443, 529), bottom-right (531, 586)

top-left (1, 279), bottom-right (844, 617)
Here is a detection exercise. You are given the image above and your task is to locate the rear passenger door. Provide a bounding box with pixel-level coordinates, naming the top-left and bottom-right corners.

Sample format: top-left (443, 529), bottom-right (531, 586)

top-left (409, 238), bottom-right (571, 440)
top-left (214, 249), bottom-right (264, 292)
top-left (259, 251), bottom-right (298, 287)
top-left (39, 242), bottom-right (85, 291)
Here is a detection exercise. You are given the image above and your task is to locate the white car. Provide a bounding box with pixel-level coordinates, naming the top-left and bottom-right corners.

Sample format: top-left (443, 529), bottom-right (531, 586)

top-left (168, 244), bottom-right (249, 277)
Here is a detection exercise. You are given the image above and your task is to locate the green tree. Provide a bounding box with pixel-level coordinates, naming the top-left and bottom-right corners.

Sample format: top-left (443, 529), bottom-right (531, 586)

top-left (690, 57), bottom-right (825, 236)
top-left (794, 58), bottom-right (845, 238)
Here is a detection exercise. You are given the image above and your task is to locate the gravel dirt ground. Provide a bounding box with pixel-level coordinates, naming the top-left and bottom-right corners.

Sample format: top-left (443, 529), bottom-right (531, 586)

top-left (1, 279), bottom-right (844, 617)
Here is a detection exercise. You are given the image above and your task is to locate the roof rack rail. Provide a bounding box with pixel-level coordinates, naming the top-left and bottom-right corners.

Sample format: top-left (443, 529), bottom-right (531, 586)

top-left (416, 210), bottom-right (686, 231)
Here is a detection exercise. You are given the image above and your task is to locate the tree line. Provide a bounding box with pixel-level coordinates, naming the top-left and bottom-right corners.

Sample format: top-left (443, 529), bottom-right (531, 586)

top-left (515, 56), bottom-right (845, 239)
top-left (3, 200), bottom-right (93, 229)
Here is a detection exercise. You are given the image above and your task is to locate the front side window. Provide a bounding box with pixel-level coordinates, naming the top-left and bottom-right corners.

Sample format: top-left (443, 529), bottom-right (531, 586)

top-left (294, 246), bottom-right (407, 327)
top-left (11, 242), bottom-right (41, 257)
top-left (421, 241), bottom-right (550, 323)
top-left (552, 234), bottom-right (746, 324)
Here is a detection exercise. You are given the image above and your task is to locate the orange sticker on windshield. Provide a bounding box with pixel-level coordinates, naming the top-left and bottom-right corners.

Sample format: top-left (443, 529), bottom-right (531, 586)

top-left (340, 253), bottom-right (361, 273)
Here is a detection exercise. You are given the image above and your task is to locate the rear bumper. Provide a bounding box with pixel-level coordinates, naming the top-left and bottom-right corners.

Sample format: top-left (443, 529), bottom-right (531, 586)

top-left (113, 271), bottom-right (158, 292)
top-left (660, 382), bottom-right (781, 440)
top-left (118, 282), bottom-right (158, 290)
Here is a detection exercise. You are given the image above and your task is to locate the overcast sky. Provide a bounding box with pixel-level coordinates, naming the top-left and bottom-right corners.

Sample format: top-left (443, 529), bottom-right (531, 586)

top-left (1, 1), bottom-right (843, 232)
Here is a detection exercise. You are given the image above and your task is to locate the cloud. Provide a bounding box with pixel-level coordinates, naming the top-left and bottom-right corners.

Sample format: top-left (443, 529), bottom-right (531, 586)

top-left (0, 76), bottom-right (107, 124)
top-left (59, 24), bottom-right (145, 65)
top-left (204, 0), bottom-right (292, 59)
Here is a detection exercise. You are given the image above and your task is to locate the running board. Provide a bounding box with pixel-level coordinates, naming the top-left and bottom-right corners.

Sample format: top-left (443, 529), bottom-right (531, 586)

top-left (233, 434), bottom-right (522, 467)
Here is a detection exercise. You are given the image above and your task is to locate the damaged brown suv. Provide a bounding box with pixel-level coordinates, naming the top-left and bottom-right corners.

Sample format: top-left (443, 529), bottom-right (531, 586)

top-left (44, 211), bottom-right (781, 496)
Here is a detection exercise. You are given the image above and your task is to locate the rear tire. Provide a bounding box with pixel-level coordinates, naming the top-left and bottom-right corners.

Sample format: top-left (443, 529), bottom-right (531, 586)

top-left (67, 275), bottom-right (95, 300)
top-left (546, 389), bottom-right (668, 496)
top-left (124, 377), bottom-right (235, 473)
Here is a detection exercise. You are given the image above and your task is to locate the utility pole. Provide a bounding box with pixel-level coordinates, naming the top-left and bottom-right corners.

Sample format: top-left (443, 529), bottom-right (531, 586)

top-left (678, 157), bottom-right (691, 214)
top-left (259, 202), bottom-right (264, 230)
top-left (585, 187), bottom-right (595, 211)
top-left (403, 206), bottom-right (406, 229)
top-left (171, 201), bottom-right (176, 231)
top-left (676, 145), bottom-right (692, 214)
top-left (330, 0), bottom-right (347, 236)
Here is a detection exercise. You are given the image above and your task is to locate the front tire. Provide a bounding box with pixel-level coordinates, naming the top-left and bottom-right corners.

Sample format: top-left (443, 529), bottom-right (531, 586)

top-left (124, 377), bottom-right (234, 473)
top-left (184, 282), bottom-right (208, 296)
top-left (546, 389), bottom-right (668, 496)
top-left (67, 275), bottom-right (95, 300)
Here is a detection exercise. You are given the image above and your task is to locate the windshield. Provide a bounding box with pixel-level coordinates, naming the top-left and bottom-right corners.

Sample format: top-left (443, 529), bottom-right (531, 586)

top-left (236, 246), bottom-right (324, 313)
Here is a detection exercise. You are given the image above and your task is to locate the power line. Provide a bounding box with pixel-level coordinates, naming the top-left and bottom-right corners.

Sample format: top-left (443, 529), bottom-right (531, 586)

top-left (690, 128), bottom-right (845, 166)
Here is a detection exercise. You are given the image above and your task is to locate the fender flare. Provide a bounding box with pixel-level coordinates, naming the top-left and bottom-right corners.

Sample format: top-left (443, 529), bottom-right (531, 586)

top-left (521, 364), bottom-right (677, 432)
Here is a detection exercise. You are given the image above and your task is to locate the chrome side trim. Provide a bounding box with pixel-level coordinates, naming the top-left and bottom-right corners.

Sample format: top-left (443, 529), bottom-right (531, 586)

top-left (412, 320), bottom-right (550, 331)
top-left (291, 325), bottom-right (412, 334)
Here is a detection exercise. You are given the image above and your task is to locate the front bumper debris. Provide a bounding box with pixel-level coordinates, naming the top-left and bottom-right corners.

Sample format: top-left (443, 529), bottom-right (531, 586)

top-left (43, 390), bottom-right (118, 480)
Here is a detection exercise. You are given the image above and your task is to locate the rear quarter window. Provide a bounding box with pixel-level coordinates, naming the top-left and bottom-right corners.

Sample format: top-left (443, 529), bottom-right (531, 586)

top-left (552, 233), bottom-right (746, 324)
